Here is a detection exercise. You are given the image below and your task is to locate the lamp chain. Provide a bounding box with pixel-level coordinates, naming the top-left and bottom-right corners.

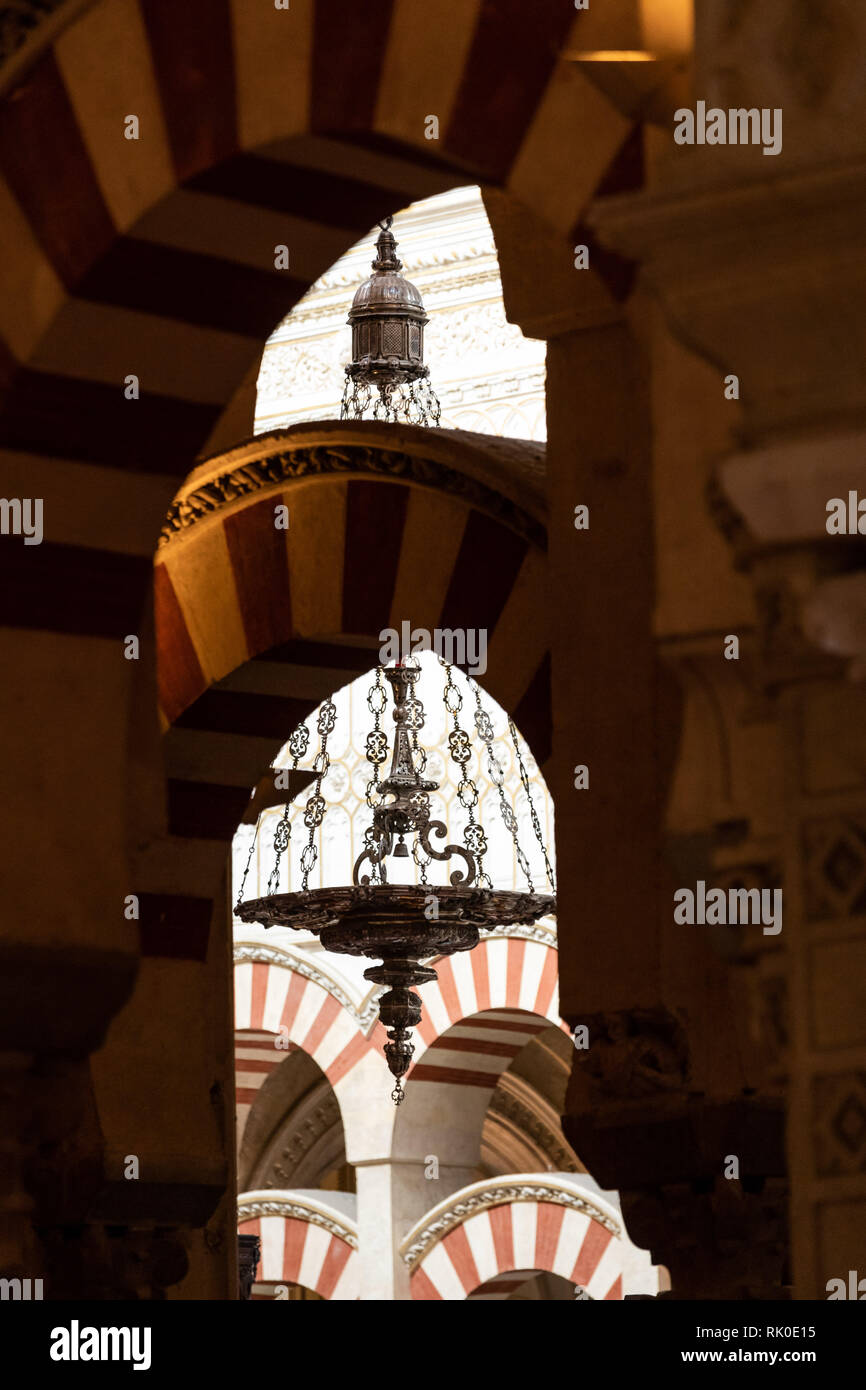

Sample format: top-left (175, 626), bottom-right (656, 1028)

top-left (409, 709), bottom-right (431, 884)
top-left (235, 824), bottom-right (259, 913)
top-left (300, 698), bottom-right (337, 891)
top-left (363, 667), bottom-right (389, 884)
top-left (234, 719), bottom-right (311, 907)
top-left (471, 681), bottom-right (534, 893)
top-left (508, 715), bottom-right (556, 892)
top-left (266, 722), bottom-right (311, 895)
top-left (442, 661), bottom-right (491, 889)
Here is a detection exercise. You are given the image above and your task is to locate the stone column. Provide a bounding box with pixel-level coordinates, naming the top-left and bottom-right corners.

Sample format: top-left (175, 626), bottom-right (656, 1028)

top-left (489, 169), bottom-right (788, 1297)
top-left (342, 1050), bottom-right (479, 1300)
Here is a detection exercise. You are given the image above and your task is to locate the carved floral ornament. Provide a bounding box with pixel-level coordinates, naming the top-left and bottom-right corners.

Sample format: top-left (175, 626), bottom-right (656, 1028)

top-left (256, 299), bottom-right (534, 411)
top-left (264, 267), bottom-right (500, 346)
top-left (311, 239), bottom-right (496, 295)
top-left (158, 438), bottom-right (545, 551)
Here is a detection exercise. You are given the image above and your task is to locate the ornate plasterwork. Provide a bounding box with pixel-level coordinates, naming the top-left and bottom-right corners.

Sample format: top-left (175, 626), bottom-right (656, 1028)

top-left (237, 1197), bottom-right (357, 1249)
top-left (401, 1182), bottom-right (620, 1272)
top-left (256, 1089), bottom-right (343, 1191)
top-left (158, 439), bottom-right (545, 551)
top-left (256, 302), bottom-right (541, 415)
top-left (430, 300), bottom-right (531, 363)
top-left (486, 1078), bottom-right (580, 1175)
top-left (480, 920), bottom-right (556, 947)
top-left (306, 243), bottom-right (497, 296)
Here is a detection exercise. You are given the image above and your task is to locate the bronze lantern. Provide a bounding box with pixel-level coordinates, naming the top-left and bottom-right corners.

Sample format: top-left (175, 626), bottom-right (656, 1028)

top-left (340, 216), bottom-right (441, 426)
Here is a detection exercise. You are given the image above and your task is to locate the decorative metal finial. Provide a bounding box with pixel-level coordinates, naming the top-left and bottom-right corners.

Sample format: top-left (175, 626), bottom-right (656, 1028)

top-left (352, 661), bottom-right (474, 888)
top-left (372, 215), bottom-right (401, 271)
top-left (340, 216), bottom-right (441, 425)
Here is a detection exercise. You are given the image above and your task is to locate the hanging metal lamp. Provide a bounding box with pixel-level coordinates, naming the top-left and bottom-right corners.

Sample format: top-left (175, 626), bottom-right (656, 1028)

top-left (236, 660), bottom-right (556, 1104)
top-left (340, 216), bottom-right (441, 426)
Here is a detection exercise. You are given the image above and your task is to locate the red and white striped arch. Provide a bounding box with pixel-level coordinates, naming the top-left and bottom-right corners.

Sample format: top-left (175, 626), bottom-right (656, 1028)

top-left (239, 1201), bottom-right (359, 1301)
top-left (234, 932), bottom-right (566, 1155)
top-left (235, 955), bottom-right (368, 1085)
top-left (236, 933), bottom-right (562, 1070)
top-left (414, 933), bottom-right (561, 1055)
top-left (409, 1008), bottom-right (555, 1090)
top-left (391, 933), bottom-right (567, 1159)
top-left (407, 1195), bottom-right (625, 1301)
top-left (235, 1028), bottom-right (297, 1143)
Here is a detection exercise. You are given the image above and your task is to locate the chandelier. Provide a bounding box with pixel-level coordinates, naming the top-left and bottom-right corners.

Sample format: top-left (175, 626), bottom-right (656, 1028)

top-left (340, 216), bottom-right (441, 426)
top-left (235, 660), bottom-right (555, 1103)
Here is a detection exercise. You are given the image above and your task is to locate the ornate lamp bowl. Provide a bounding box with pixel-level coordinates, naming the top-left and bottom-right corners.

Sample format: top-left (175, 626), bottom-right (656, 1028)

top-left (236, 884), bottom-right (555, 1096)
